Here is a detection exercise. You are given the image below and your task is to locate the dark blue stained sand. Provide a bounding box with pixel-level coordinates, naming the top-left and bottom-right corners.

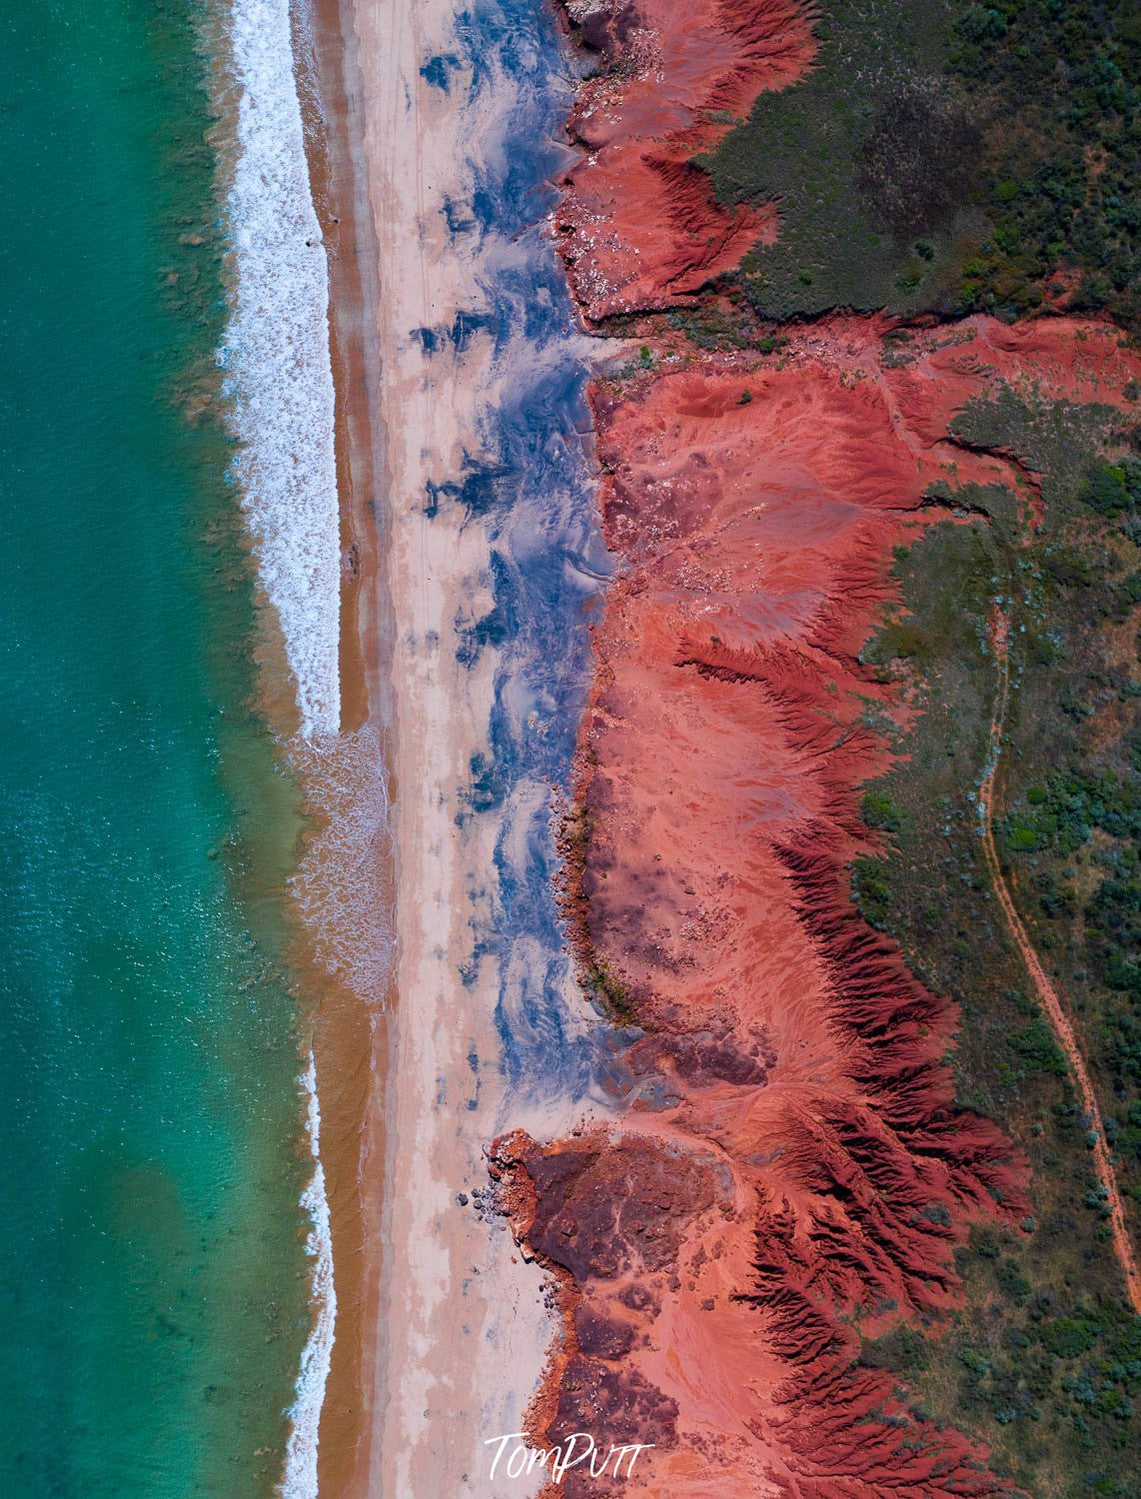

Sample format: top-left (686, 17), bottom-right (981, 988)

top-left (429, 0), bottom-right (617, 1100)
top-left (415, 324), bottom-right (445, 354)
top-left (456, 550), bottom-right (519, 664)
top-left (421, 52), bottom-right (463, 90)
top-left (451, 307), bottom-right (502, 350)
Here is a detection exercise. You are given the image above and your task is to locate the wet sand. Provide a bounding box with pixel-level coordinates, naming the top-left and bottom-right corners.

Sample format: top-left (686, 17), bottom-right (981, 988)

top-left (287, 2), bottom-right (394, 1492)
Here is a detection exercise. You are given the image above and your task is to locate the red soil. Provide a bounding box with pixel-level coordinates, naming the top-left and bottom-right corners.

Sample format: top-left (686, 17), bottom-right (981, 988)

top-left (492, 318), bottom-right (1139, 1496)
top-left (553, 0), bottom-right (814, 320)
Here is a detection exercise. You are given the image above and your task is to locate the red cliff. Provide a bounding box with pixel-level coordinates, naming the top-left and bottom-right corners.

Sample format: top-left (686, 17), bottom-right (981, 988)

top-left (554, 0), bottom-right (813, 319)
top-left (494, 4), bottom-right (1140, 1493)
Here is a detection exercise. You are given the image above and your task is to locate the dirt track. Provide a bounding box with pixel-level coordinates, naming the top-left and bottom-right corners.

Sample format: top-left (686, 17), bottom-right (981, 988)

top-left (980, 608), bottom-right (1141, 1315)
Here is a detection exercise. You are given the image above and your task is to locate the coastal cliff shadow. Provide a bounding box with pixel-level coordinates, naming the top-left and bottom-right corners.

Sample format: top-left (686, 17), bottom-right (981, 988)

top-left (431, 0), bottom-right (619, 1109)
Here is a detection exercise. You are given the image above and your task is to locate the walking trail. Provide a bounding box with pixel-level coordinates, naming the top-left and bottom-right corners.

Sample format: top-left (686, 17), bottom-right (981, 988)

top-left (979, 607), bottom-right (1141, 1315)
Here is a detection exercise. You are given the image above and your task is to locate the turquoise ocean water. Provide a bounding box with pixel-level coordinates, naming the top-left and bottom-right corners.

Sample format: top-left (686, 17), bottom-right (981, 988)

top-left (0, 2), bottom-right (313, 1493)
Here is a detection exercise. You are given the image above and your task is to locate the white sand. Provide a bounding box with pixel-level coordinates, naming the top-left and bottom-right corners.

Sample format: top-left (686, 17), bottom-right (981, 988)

top-left (346, 1), bottom-right (568, 1492)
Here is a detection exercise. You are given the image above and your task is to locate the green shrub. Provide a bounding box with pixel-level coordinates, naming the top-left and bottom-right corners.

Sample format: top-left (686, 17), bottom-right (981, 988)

top-left (862, 790), bottom-right (903, 831)
top-left (852, 856), bottom-right (894, 927)
top-left (859, 1325), bottom-right (931, 1373)
top-left (1040, 1316), bottom-right (1099, 1359)
top-left (1081, 461), bottom-right (1141, 518)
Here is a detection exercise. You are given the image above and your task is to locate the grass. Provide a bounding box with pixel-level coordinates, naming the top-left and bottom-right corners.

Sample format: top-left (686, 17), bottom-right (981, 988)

top-left (848, 385), bottom-right (1141, 1492)
top-left (707, 0), bottom-right (962, 317)
top-left (704, 1), bottom-right (1140, 331)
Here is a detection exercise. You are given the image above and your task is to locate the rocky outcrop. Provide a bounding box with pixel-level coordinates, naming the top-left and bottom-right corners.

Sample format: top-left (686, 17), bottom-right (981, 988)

top-left (491, 313), bottom-right (1139, 1493)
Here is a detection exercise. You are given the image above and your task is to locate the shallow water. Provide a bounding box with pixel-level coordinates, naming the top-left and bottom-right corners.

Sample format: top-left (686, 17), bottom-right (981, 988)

top-left (0, 0), bottom-right (610, 1488)
top-left (0, 2), bottom-right (311, 1492)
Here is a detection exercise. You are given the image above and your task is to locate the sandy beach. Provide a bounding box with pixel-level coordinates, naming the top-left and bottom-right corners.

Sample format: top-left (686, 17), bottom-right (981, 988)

top-left (307, 0), bottom-right (590, 1491)
top-left (354, 0), bottom-right (559, 1490)
top-left (269, 1), bottom-right (1141, 1492)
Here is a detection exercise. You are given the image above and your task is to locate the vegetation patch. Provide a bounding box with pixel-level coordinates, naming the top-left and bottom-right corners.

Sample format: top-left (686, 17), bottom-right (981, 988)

top-left (847, 386), bottom-right (1141, 1490)
top-left (705, 1), bottom-right (1139, 330)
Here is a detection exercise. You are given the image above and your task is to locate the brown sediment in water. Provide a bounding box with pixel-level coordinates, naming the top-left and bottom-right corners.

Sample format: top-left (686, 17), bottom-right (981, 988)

top-left (201, 0), bottom-right (397, 1489)
top-left (289, 1), bottom-right (397, 1493)
top-left (295, 0), bottom-right (388, 735)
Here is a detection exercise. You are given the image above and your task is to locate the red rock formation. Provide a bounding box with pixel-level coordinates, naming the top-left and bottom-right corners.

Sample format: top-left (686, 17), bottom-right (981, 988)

top-left (486, 5), bottom-right (1141, 1490)
top-left (492, 319), bottom-right (1139, 1496)
top-left (554, 0), bottom-right (814, 319)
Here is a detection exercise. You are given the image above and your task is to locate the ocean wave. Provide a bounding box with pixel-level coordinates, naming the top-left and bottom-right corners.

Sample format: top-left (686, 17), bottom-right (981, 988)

top-left (211, 0), bottom-right (343, 1489)
top-left (217, 0), bottom-right (340, 740)
top-left (281, 1051), bottom-right (337, 1499)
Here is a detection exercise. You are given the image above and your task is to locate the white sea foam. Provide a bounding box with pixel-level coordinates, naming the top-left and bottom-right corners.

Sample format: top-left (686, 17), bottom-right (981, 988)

top-left (212, 0), bottom-right (343, 1487)
top-left (218, 0), bottom-right (341, 739)
top-left (291, 725), bottom-right (397, 1005)
top-left (281, 1051), bottom-right (337, 1499)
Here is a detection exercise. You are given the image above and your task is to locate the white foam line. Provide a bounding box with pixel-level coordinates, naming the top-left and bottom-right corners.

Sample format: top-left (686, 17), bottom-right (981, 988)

top-left (281, 1051), bottom-right (338, 1499)
top-left (219, 0), bottom-right (341, 739)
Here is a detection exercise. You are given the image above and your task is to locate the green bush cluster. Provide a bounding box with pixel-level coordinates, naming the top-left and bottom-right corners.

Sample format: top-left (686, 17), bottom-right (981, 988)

top-left (858, 1324), bottom-right (931, 1373)
top-left (1001, 759), bottom-right (1140, 1003)
top-left (841, 380), bottom-right (1141, 1483)
top-left (1001, 767), bottom-right (1141, 858)
top-left (851, 855), bottom-right (894, 927)
top-left (1082, 459), bottom-right (1141, 520)
top-left (861, 789), bottom-right (904, 831)
top-left (1087, 860), bottom-right (1141, 998)
top-left (948, 1), bottom-right (1139, 329)
top-left (946, 1262), bottom-right (1141, 1448)
top-left (706, 0), bottom-right (1140, 329)
top-left (1007, 1017), bottom-right (1069, 1076)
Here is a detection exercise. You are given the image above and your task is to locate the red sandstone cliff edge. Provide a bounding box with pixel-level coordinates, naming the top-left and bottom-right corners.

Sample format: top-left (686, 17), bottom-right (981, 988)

top-left (494, 4), bottom-right (1141, 1495)
top-left (553, 0), bottom-right (813, 320)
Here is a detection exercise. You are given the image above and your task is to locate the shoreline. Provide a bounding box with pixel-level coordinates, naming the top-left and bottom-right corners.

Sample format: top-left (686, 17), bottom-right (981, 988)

top-left (334, 0), bottom-right (599, 1491)
top-left (204, 2), bottom-right (352, 1491)
top-left (209, 0), bottom-right (401, 1487)
top-left (295, 0), bottom-right (610, 1488)
top-left (290, 0), bottom-right (396, 1492)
